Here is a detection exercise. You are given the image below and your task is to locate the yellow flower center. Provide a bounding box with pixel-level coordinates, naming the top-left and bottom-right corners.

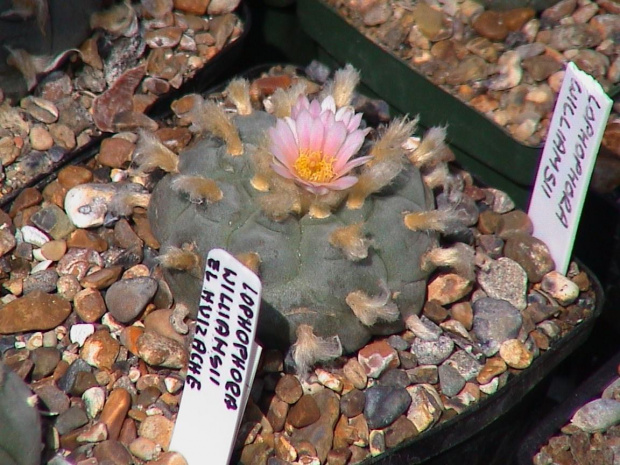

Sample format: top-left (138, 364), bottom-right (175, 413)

top-left (293, 150), bottom-right (335, 183)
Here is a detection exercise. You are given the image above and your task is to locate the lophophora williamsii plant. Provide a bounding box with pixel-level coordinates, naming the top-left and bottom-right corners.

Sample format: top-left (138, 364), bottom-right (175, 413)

top-left (146, 65), bottom-right (471, 372)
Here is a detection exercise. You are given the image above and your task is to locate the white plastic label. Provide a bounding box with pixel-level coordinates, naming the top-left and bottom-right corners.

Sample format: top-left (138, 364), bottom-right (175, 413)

top-left (528, 62), bottom-right (612, 274)
top-left (170, 248), bottom-right (262, 465)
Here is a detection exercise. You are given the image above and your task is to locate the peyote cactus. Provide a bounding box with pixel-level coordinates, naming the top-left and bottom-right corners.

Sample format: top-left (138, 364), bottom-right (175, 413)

top-left (0, 361), bottom-right (42, 465)
top-left (147, 66), bottom-right (459, 366)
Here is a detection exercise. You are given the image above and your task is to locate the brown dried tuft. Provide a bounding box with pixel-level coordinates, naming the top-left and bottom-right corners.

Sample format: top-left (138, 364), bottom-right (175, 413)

top-left (328, 223), bottom-right (371, 261)
top-left (170, 175), bottom-right (223, 204)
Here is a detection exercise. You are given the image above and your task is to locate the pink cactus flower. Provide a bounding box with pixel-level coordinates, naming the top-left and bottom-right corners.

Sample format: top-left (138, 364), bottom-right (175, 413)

top-left (269, 95), bottom-right (371, 195)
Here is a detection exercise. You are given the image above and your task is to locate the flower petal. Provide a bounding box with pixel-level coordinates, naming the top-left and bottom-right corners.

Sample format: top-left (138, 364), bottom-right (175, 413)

top-left (291, 95), bottom-right (310, 119)
top-left (346, 112), bottom-right (363, 132)
top-left (321, 95), bottom-right (336, 114)
top-left (271, 161), bottom-right (297, 180)
top-left (339, 154), bottom-right (373, 174)
top-left (333, 130), bottom-right (366, 171)
top-left (308, 99), bottom-right (322, 118)
top-left (322, 121), bottom-right (347, 159)
top-left (295, 110), bottom-right (314, 152)
top-left (269, 120), bottom-right (298, 167)
top-left (325, 175), bottom-right (359, 190)
top-left (308, 116), bottom-right (326, 154)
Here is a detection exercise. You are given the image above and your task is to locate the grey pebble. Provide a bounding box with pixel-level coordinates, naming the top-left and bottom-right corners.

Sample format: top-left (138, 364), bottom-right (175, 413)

top-left (55, 405), bottom-right (89, 435)
top-left (57, 358), bottom-right (92, 393)
top-left (477, 257), bottom-right (527, 310)
top-left (378, 368), bottom-right (411, 388)
top-left (365, 384), bottom-right (412, 429)
top-left (445, 350), bottom-right (483, 381)
top-left (23, 269), bottom-right (59, 294)
top-left (438, 363), bottom-right (466, 397)
top-left (411, 335), bottom-right (454, 365)
top-left (105, 277), bottom-right (158, 323)
top-left (571, 399), bottom-right (620, 433)
top-left (472, 297), bottom-right (522, 356)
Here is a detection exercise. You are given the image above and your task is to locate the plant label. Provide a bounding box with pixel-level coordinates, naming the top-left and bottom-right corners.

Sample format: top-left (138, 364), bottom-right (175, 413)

top-left (170, 248), bottom-right (263, 465)
top-left (528, 62), bottom-right (612, 275)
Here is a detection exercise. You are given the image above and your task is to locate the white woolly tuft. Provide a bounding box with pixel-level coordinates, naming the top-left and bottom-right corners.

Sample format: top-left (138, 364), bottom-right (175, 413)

top-left (323, 64), bottom-right (360, 108)
top-left (226, 78), bottom-right (252, 115)
top-left (270, 82), bottom-right (308, 118)
top-left (131, 130), bottom-right (179, 175)
top-left (108, 191), bottom-right (150, 217)
top-left (329, 223), bottom-right (372, 261)
top-left (421, 243), bottom-right (476, 281)
top-left (170, 175), bottom-right (223, 204)
top-left (403, 207), bottom-right (462, 233)
top-left (345, 284), bottom-right (400, 326)
top-left (189, 98), bottom-right (243, 156)
top-left (292, 324), bottom-right (343, 374)
top-left (409, 126), bottom-right (453, 168)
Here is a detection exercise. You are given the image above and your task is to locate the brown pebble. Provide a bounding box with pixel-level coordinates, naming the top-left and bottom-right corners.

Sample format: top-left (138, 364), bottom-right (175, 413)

top-left (120, 326), bottom-right (145, 356)
top-left (499, 339), bottom-right (533, 369)
top-left (275, 374), bottom-right (303, 404)
top-left (40, 240), bottom-right (67, 261)
top-left (267, 395), bottom-right (289, 432)
top-left (97, 138), bottom-right (135, 168)
top-left (93, 440), bottom-right (134, 464)
top-left (155, 127), bottom-right (192, 152)
top-left (30, 125), bottom-right (54, 151)
top-left (136, 330), bottom-right (188, 369)
top-left (81, 329), bottom-right (120, 370)
top-left (148, 451), bottom-right (189, 465)
top-left (343, 358), bottom-right (368, 390)
top-left (427, 273), bottom-right (473, 305)
top-left (530, 330), bottom-right (550, 350)
top-left (10, 187), bottom-right (43, 218)
top-left (67, 229), bottom-right (109, 252)
top-left (422, 300), bottom-right (448, 324)
top-left (133, 213), bottom-right (161, 249)
top-left (74, 288), bottom-right (107, 323)
top-left (118, 418), bottom-right (138, 448)
top-left (42, 181), bottom-right (68, 208)
top-left (80, 266), bottom-right (123, 289)
top-left (476, 357), bottom-right (507, 384)
top-left (358, 339), bottom-right (399, 378)
top-left (288, 395), bottom-right (321, 428)
top-left (58, 166), bottom-right (94, 190)
top-left (100, 389), bottom-right (132, 441)
top-left (496, 210), bottom-right (533, 239)
top-left (173, 0), bottom-right (209, 15)
top-left (472, 11), bottom-right (509, 41)
top-left (477, 210), bottom-right (501, 235)
top-left (144, 309), bottom-right (185, 344)
top-left (0, 290), bottom-right (71, 333)
top-left (138, 415), bottom-right (174, 450)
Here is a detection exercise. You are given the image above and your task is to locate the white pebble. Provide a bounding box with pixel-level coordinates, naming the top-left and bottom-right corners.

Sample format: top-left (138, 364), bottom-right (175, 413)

top-left (31, 259), bottom-right (53, 273)
top-left (32, 248), bottom-right (46, 261)
top-left (70, 324), bottom-right (95, 346)
top-left (541, 271), bottom-right (580, 305)
top-left (83, 387), bottom-right (106, 418)
top-left (21, 225), bottom-right (50, 247)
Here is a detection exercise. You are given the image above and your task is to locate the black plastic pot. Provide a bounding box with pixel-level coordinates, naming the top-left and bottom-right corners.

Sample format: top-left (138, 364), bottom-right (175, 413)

top-left (517, 349), bottom-right (620, 465)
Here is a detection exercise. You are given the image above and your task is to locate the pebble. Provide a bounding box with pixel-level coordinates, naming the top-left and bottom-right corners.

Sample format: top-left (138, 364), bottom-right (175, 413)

top-left (406, 314), bottom-right (442, 341)
top-left (73, 288), bottom-right (107, 323)
top-left (21, 225), bottom-right (50, 247)
top-left (31, 346), bottom-right (61, 380)
top-left (357, 340), bottom-right (399, 378)
top-left (0, 290), bottom-right (71, 333)
top-left (472, 297), bottom-right (522, 356)
top-left (438, 362), bottom-right (466, 397)
top-left (23, 269), bottom-right (59, 294)
top-left (130, 437), bottom-right (162, 461)
top-left (138, 415), bottom-right (175, 450)
top-left (499, 339), bottom-right (533, 369)
top-left (32, 379), bottom-right (70, 414)
top-left (41, 240), bottom-right (68, 261)
top-left (541, 271), bottom-right (580, 305)
top-left (77, 421), bottom-right (109, 443)
top-left (143, 308), bottom-right (184, 344)
top-left (288, 394), bottom-right (321, 428)
top-left (100, 388), bottom-right (132, 441)
top-left (83, 386), bottom-right (107, 419)
top-left (290, 389), bottom-right (340, 463)
top-left (571, 399), bottom-right (620, 432)
top-left (340, 389), bottom-right (366, 418)
top-left (64, 183), bottom-right (119, 228)
top-left (67, 229), bottom-right (109, 252)
top-left (70, 323), bottom-right (96, 346)
top-left (406, 384), bottom-right (443, 433)
top-left (98, 138), bottom-right (135, 169)
top-left (105, 276), bottom-right (158, 323)
top-left (477, 257), bottom-right (528, 310)
top-left (81, 329), bottom-right (120, 369)
top-left (82, 266), bottom-right (124, 290)
top-left (411, 335), bottom-right (454, 365)
top-left (136, 330), bottom-right (188, 369)
top-left (503, 233), bottom-right (554, 283)
top-left (93, 440), bottom-right (134, 465)
top-left (365, 384), bottom-right (413, 430)
top-left (56, 405), bottom-right (89, 435)
top-left (343, 358), bottom-right (368, 390)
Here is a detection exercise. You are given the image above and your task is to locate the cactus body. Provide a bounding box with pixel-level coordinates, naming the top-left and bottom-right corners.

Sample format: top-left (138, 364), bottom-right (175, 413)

top-left (149, 110), bottom-right (437, 354)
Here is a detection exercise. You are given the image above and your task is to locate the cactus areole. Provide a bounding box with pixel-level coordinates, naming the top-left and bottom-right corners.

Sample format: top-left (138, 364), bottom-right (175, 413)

top-left (148, 71), bottom-right (440, 355)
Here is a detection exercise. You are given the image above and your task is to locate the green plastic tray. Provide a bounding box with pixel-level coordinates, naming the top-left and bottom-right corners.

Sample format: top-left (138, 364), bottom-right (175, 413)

top-left (297, 0), bottom-right (544, 207)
